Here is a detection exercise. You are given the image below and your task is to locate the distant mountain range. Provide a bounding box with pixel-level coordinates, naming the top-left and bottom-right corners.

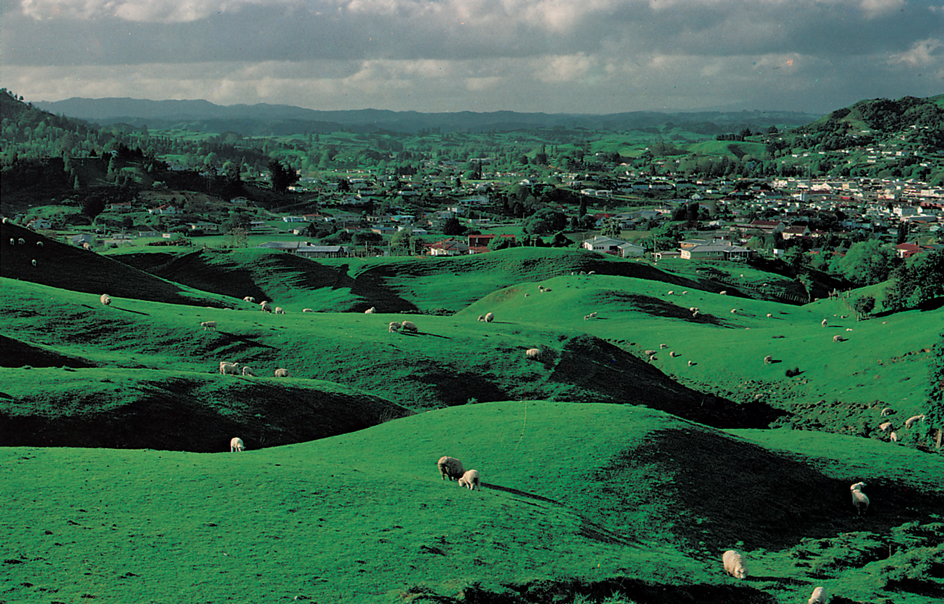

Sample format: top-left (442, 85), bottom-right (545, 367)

top-left (34, 97), bottom-right (823, 135)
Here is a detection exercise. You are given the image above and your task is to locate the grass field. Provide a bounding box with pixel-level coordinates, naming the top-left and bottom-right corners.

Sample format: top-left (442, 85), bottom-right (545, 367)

top-left (2, 220), bottom-right (942, 603)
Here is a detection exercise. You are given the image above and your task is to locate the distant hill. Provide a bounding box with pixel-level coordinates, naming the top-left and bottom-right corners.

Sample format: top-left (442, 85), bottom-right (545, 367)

top-left (34, 97), bottom-right (822, 135)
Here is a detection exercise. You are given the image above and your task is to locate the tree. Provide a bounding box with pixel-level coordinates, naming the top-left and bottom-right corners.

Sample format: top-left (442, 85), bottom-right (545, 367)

top-left (523, 208), bottom-right (567, 236)
top-left (268, 159), bottom-right (299, 194)
top-left (442, 217), bottom-right (466, 236)
top-left (835, 239), bottom-right (896, 285)
top-left (853, 295), bottom-right (875, 320)
top-left (601, 217), bottom-right (622, 239)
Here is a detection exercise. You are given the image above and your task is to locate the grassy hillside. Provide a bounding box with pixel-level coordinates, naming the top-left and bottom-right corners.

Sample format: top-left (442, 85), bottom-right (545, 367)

top-left (2, 402), bottom-right (942, 604)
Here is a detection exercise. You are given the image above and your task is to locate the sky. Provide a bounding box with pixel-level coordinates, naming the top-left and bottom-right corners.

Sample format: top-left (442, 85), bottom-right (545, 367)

top-left (1, 0), bottom-right (943, 115)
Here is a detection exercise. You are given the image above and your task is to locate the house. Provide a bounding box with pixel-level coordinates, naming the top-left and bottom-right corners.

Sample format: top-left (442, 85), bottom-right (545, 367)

top-left (69, 233), bottom-right (94, 246)
top-left (295, 245), bottom-right (352, 259)
top-left (26, 218), bottom-right (52, 230)
top-left (582, 235), bottom-right (627, 254)
top-left (467, 233), bottom-right (516, 254)
top-left (428, 238), bottom-right (470, 256)
top-left (618, 242), bottom-right (646, 258)
top-left (895, 241), bottom-right (935, 259)
top-left (110, 202), bottom-right (132, 212)
top-left (780, 225), bottom-right (811, 240)
top-left (147, 204), bottom-right (179, 215)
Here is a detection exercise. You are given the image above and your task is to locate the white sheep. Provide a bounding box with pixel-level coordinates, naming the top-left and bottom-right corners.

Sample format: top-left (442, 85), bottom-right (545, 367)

top-left (904, 414), bottom-right (926, 429)
top-left (219, 361), bottom-right (240, 375)
top-left (688, 360), bottom-right (695, 366)
top-left (388, 321), bottom-right (401, 333)
top-left (302, 308), bottom-right (313, 313)
top-left (670, 351), bottom-right (679, 357)
top-left (230, 437), bottom-right (245, 452)
top-left (274, 368), bottom-right (290, 378)
top-left (692, 311), bottom-right (699, 318)
top-left (200, 321), bottom-right (217, 331)
top-left (879, 421), bottom-right (893, 432)
top-left (477, 315), bottom-right (484, 321)
top-left (83, 242), bottom-right (92, 251)
top-left (644, 350), bottom-right (657, 357)
top-left (850, 482), bottom-right (869, 515)
top-left (525, 348), bottom-right (542, 360)
top-left (437, 456), bottom-right (464, 481)
top-left (808, 586), bottom-right (827, 604)
top-left (365, 307), bottom-right (377, 314)
top-left (260, 301), bottom-right (273, 313)
top-left (400, 320), bottom-right (418, 333)
top-left (766, 313), bottom-right (773, 318)
top-left (763, 355), bottom-right (773, 364)
top-left (833, 335), bottom-right (845, 342)
top-left (241, 366), bottom-right (256, 377)
top-left (587, 312), bottom-right (598, 319)
top-left (8, 238), bottom-right (13, 245)
top-left (484, 312), bottom-right (494, 323)
top-left (274, 307), bottom-right (285, 314)
top-left (100, 294), bottom-right (111, 306)
top-left (730, 308), bottom-right (738, 314)
top-left (243, 296), bottom-right (255, 303)
top-left (458, 469), bottom-right (480, 491)
top-left (880, 407), bottom-right (894, 417)
top-left (18, 238), bottom-right (25, 245)
top-left (722, 550), bottom-right (748, 579)
top-left (821, 319), bottom-right (828, 327)
top-left (543, 287), bottom-right (552, 292)
top-left (660, 343), bottom-right (668, 350)
top-left (36, 241), bottom-right (42, 248)
top-left (31, 259), bottom-right (36, 267)
top-left (667, 290), bottom-right (674, 295)
top-left (719, 290), bottom-right (727, 295)
top-left (890, 431), bottom-right (899, 443)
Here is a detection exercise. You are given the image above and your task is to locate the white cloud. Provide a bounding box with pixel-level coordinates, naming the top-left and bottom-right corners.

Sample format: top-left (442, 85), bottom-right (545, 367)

top-left (891, 38), bottom-right (944, 67)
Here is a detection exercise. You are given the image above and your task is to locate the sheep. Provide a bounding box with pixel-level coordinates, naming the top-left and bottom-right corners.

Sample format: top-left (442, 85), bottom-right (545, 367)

top-left (766, 313), bottom-right (773, 318)
top-left (670, 351), bottom-right (679, 357)
top-left (388, 321), bottom-right (401, 333)
top-left (274, 368), bottom-right (290, 378)
top-left (688, 360), bottom-right (696, 366)
top-left (689, 307), bottom-right (698, 313)
top-left (822, 319), bottom-right (828, 327)
top-left (437, 456), bottom-right (464, 481)
top-left (525, 348), bottom-right (542, 360)
top-left (458, 469), bottom-right (480, 491)
top-left (833, 335), bottom-right (847, 342)
top-left (763, 355), bottom-right (773, 364)
top-left (880, 407), bottom-right (894, 417)
top-left (730, 308), bottom-right (738, 314)
top-left (850, 482), bottom-right (869, 515)
top-left (808, 586), bottom-right (827, 604)
top-left (667, 290), bottom-right (674, 295)
top-left (477, 315), bottom-right (484, 321)
top-left (230, 437), bottom-right (245, 452)
top-left (260, 301), bottom-right (272, 313)
top-left (692, 311), bottom-right (699, 318)
top-left (660, 343), bottom-right (668, 350)
top-left (241, 366), bottom-right (256, 377)
top-left (681, 290), bottom-right (688, 295)
top-left (274, 307), bottom-right (285, 314)
top-left (588, 270), bottom-right (595, 274)
top-left (400, 320), bottom-right (418, 333)
top-left (364, 307), bottom-right (377, 314)
top-left (644, 350), bottom-right (657, 357)
top-left (243, 296), bottom-right (255, 303)
top-left (905, 414), bottom-right (926, 429)
top-left (722, 550), bottom-right (748, 579)
top-left (719, 290), bottom-right (727, 295)
top-left (302, 308), bottom-right (314, 313)
top-left (543, 287), bottom-right (552, 292)
top-left (484, 312), bottom-right (494, 323)
top-left (18, 238), bottom-right (25, 245)
top-left (200, 321), bottom-right (217, 331)
top-left (83, 242), bottom-right (92, 251)
top-left (100, 294), bottom-right (111, 306)
top-left (879, 421), bottom-right (893, 432)
top-left (8, 238), bottom-right (13, 245)
top-left (31, 259), bottom-right (36, 266)
top-left (587, 312), bottom-right (598, 319)
top-left (890, 431), bottom-right (899, 443)
top-left (219, 361), bottom-right (240, 375)
top-left (36, 241), bottom-right (43, 248)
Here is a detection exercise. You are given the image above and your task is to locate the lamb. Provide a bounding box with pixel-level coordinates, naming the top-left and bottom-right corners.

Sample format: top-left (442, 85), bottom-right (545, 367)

top-left (219, 361), bottom-right (240, 375)
top-left (100, 294), bottom-right (111, 306)
top-left (763, 355), bottom-right (773, 364)
top-left (904, 414), bottom-right (926, 429)
top-left (274, 307), bottom-right (285, 314)
top-left (364, 307), bottom-right (377, 314)
top-left (260, 301), bottom-right (273, 313)
top-left (722, 550), bottom-right (748, 579)
top-left (880, 407), bottom-right (894, 417)
top-left (766, 313), bottom-right (773, 318)
top-left (437, 456), bottom-right (464, 481)
top-left (850, 482), bottom-right (869, 515)
top-left (890, 431), bottom-right (899, 443)
top-left (230, 437), bottom-right (245, 452)
top-left (274, 368), bottom-right (290, 378)
top-left (477, 315), bottom-right (484, 321)
top-left (200, 321), bottom-right (217, 331)
top-left (241, 366), bottom-right (256, 377)
top-left (484, 312), bottom-right (494, 323)
top-left (822, 319), bottom-right (828, 327)
top-left (525, 348), bottom-right (542, 359)
top-left (879, 421), bottom-right (893, 432)
top-left (807, 586), bottom-right (827, 604)
top-left (667, 290), bottom-right (674, 295)
top-left (83, 242), bottom-right (92, 251)
top-left (719, 290), bottom-right (727, 295)
top-left (400, 320), bottom-right (418, 333)
top-left (670, 351), bottom-right (679, 357)
top-left (243, 296), bottom-right (255, 303)
top-left (644, 350), bottom-right (657, 356)
top-left (586, 312), bottom-right (598, 319)
top-left (388, 321), bottom-right (402, 333)
top-left (660, 343), bottom-right (668, 350)
top-left (458, 469), bottom-right (480, 491)
top-left (833, 335), bottom-right (846, 342)
top-left (688, 360), bottom-right (696, 366)
top-left (731, 308), bottom-right (738, 314)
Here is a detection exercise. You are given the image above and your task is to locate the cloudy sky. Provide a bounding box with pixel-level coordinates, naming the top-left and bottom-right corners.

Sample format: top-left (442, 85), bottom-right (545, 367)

top-left (2, 0), bottom-right (942, 115)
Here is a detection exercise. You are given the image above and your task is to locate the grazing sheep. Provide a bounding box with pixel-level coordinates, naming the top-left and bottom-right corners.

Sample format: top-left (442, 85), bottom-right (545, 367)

top-left (890, 431), bottom-right (899, 443)
top-left (274, 368), bottom-right (290, 378)
top-left (400, 320), bottom-right (418, 333)
top-left (364, 307), bottom-right (377, 314)
top-left (719, 290), bottom-right (727, 295)
top-left (808, 586), bottom-right (827, 604)
top-left (302, 308), bottom-right (313, 312)
top-left (846, 328), bottom-right (853, 332)
top-left (763, 355), bottom-right (773, 364)
top-left (644, 350), bottom-right (657, 356)
top-left (100, 294), bottom-right (111, 306)
top-left (667, 290), bottom-right (674, 295)
top-left (670, 351), bottom-right (679, 357)
top-left (681, 291), bottom-right (688, 295)
top-left (83, 242), bottom-right (92, 251)
top-left (219, 361), bottom-right (240, 375)
top-left (241, 366), bottom-right (256, 377)
top-left (880, 407), bottom-right (894, 417)
top-left (689, 307), bottom-right (698, 313)
top-left (477, 315), bottom-right (484, 321)
top-left (543, 287), bottom-right (552, 292)
top-left (31, 259), bottom-right (36, 266)
top-left (243, 296), bottom-right (255, 303)
top-left (437, 456), bottom-right (464, 481)
top-left (850, 482), bottom-right (869, 515)
top-left (588, 271), bottom-right (595, 274)
top-left (731, 309), bottom-right (737, 314)
top-left (587, 312), bottom-right (598, 319)
top-left (538, 286), bottom-right (545, 292)
top-left (230, 437), bottom-right (245, 452)
top-left (722, 550), bottom-right (748, 579)
top-left (388, 321), bottom-right (401, 333)
top-left (8, 238), bottom-right (14, 245)
top-left (260, 301), bottom-right (273, 313)
top-left (17, 238), bottom-right (25, 245)
top-left (879, 421), bottom-right (893, 432)
top-left (688, 360), bottom-right (696, 366)
top-left (36, 241), bottom-right (43, 248)
top-left (822, 319), bottom-right (828, 327)
top-left (905, 414), bottom-right (926, 429)
top-left (484, 312), bottom-right (494, 323)
top-left (692, 311), bottom-right (699, 318)
top-left (524, 293), bottom-right (530, 297)
top-left (525, 348), bottom-right (542, 360)
top-left (458, 469), bottom-right (480, 491)
top-left (200, 321), bottom-right (217, 331)
top-left (766, 313), bottom-right (773, 318)
top-left (833, 335), bottom-right (846, 342)
top-left (660, 343), bottom-right (668, 349)
top-left (274, 307), bottom-right (285, 314)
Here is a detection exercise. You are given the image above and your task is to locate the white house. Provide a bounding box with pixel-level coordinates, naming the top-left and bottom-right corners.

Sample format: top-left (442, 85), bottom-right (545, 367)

top-left (582, 235), bottom-right (627, 254)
